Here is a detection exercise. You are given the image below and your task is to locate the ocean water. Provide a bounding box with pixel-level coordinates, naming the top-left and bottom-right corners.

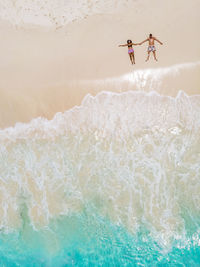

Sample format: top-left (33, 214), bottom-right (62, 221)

top-left (0, 89), bottom-right (200, 266)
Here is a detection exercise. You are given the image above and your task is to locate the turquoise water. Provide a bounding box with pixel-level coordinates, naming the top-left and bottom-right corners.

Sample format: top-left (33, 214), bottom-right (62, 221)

top-left (0, 205), bottom-right (200, 266)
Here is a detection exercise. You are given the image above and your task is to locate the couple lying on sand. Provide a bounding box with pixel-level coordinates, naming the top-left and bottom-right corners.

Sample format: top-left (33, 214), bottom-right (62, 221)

top-left (119, 33), bottom-right (163, 64)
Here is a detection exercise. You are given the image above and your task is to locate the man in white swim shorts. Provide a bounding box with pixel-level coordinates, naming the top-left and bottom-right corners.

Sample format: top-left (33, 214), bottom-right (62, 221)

top-left (140, 33), bottom-right (163, 62)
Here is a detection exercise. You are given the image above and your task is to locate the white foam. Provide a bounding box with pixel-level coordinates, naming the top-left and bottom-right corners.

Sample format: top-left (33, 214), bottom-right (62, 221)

top-left (0, 90), bottom-right (200, 246)
top-left (0, 90), bottom-right (200, 140)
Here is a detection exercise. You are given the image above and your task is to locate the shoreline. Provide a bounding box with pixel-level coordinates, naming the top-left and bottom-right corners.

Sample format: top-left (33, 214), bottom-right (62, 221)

top-left (0, 0), bottom-right (199, 128)
top-left (0, 61), bottom-right (200, 129)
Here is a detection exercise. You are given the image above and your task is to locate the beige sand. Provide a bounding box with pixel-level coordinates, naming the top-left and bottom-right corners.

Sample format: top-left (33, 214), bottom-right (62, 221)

top-left (0, 0), bottom-right (200, 128)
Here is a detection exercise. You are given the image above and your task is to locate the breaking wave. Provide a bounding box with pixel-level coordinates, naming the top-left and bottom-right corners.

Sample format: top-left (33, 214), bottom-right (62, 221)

top-left (0, 90), bottom-right (200, 264)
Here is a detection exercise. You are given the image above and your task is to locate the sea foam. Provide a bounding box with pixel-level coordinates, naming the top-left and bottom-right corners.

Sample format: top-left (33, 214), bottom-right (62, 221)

top-left (0, 91), bottom-right (200, 246)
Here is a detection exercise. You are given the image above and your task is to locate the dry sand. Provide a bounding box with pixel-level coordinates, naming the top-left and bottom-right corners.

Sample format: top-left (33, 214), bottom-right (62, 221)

top-left (0, 0), bottom-right (200, 128)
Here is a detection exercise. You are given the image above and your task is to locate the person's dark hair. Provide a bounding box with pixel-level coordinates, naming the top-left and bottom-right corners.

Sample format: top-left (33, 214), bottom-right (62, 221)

top-left (127, 39), bottom-right (132, 44)
top-left (149, 34), bottom-right (152, 38)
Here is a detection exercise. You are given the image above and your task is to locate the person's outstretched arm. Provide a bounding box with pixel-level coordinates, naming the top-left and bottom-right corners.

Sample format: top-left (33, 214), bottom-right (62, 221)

top-left (118, 44), bottom-right (128, 47)
top-left (139, 39), bottom-right (148, 45)
top-left (155, 37), bottom-right (163, 45)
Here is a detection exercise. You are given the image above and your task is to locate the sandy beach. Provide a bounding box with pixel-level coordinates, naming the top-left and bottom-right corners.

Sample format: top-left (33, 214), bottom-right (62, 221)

top-left (0, 0), bottom-right (200, 128)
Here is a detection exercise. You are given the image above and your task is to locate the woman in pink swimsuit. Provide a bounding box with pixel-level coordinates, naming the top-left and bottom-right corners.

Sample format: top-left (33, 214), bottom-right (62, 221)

top-left (118, 40), bottom-right (140, 65)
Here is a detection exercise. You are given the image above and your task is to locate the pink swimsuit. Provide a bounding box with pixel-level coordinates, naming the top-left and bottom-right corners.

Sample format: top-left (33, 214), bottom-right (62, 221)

top-left (128, 48), bottom-right (134, 54)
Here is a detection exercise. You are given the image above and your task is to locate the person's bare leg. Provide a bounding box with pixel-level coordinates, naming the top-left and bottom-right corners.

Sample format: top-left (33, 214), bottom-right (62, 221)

top-left (129, 54), bottom-right (133, 64)
top-left (153, 51), bottom-right (158, 61)
top-left (145, 51), bottom-right (151, 62)
top-left (131, 54), bottom-right (134, 64)
top-left (133, 53), bottom-right (135, 64)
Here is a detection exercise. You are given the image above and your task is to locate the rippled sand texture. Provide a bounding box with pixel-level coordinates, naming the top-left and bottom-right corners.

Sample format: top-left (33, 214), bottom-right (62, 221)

top-left (0, 0), bottom-right (200, 128)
